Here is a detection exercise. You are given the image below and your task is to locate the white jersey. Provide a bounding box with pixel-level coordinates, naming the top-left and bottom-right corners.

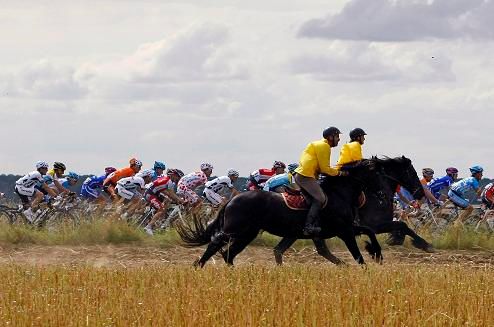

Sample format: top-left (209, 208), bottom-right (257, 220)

top-left (16, 171), bottom-right (44, 188)
top-left (205, 176), bottom-right (233, 193)
top-left (116, 176), bottom-right (145, 192)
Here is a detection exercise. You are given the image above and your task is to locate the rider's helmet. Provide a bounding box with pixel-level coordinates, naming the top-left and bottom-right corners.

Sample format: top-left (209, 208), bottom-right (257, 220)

top-left (200, 163), bottom-right (214, 171)
top-left (349, 128), bottom-right (367, 141)
top-left (36, 161), bottom-right (49, 170)
top-left (422, 168), bottom-right (434, 177)
top-left (287, 163), bottom-right (299, 173)
top-left (105, 167), bottom-right (117, 176)
top-left (129, 158), bottom-right (142, 167)
top-left (446, 167), bottom-right (458, 175)
top-left (154, 161), bottom-right (166, 170)
top-left (137, 169), bottom-right (154, 179)
top-left (227, 169), bottom-right (240, 177)
top-left (272, 161), bottom-right (286, 169)
top-left (167, 169), bottom-right (184, 178)
top-left (469, 165), bottom-right (484, 175)
top-left (53, 162), bottom-right (66, 171)
top-left (67, 172), bottom-right (80, 181)
top-left (322, 126), bottom-right (341, 138)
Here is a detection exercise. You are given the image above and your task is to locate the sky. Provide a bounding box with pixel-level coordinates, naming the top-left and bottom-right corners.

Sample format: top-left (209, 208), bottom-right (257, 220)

top-left (1, 0), bottom-right (493, 178)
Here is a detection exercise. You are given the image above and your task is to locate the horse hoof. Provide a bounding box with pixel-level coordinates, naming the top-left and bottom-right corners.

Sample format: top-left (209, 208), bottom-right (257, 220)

top-left (193, 259), bottom-right (203, 268)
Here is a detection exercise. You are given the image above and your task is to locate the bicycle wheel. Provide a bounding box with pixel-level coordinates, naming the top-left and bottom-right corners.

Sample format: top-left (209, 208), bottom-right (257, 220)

top-left (0, 207), bottom-right (14, 224)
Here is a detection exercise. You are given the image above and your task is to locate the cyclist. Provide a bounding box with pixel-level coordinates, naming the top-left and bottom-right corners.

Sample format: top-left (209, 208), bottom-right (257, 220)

top-left (151, 161), bottom-right (166, 181)
top-left (48, 162), bottom-right (72, 194)
top-left (247, 161), bottom-right (286, 190)
top-left (103, 158), bottom-right (142, 200)
top-left (80, 167), bottom-right (117, 202)
top-left (420, 168), bottom-right (442, 206)
top-left (336, 128), bottom-right (366, 167)
top-left (177, 163), bottom-right (213, 212)
top-left (263, 163), bottom-right (299, 193)
top-left (448, 165), bottom-right (484, 225)
top-left (294, 127), bottom-right (348, 235)
top-left (203, 169), bottom-right (240, 206)
top-left (14, 161), bottom-right (58, 222)
top-left (57, 172), bottom-right (80, 189)
top-left (428, 167), bottom-right (458, 201)
top-left (481, 182), bottom-right (494, 209)
top-left (115, 169), bottom-right (153, 216)
top-left (143, 169), bottom-right (185, 235)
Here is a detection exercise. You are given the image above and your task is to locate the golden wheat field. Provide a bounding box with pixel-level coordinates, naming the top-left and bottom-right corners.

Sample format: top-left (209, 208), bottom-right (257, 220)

top-left (0, 246), bottom-right (493, 326)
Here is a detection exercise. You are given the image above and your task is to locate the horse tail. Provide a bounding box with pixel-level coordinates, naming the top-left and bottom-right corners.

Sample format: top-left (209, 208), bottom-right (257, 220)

top-left (176, 205), bottom-right (226, 247)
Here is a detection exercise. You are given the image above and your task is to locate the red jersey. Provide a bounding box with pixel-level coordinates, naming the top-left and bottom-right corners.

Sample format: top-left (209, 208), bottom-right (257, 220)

top-left (149, 176), bottom-right (175, 194)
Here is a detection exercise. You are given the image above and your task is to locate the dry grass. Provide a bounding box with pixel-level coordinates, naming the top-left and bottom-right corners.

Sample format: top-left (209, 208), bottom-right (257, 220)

top-left (0, 264), bottom-right (492, 326)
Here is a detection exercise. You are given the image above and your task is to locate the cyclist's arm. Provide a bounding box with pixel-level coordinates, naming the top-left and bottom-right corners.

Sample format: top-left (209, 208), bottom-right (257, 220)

top-left (423, 186), bottom-right (440, 205)
top-left (41, 183), bottom-right (58, 198)
top-left (163, 189), bottom-right (184, 203)
top-left (53, 179), bottom-right (70, 194)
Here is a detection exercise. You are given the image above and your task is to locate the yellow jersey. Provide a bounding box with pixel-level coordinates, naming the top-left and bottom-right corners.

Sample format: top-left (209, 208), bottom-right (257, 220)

top-left (295, 139), bottom-right (339, 178)
top-left (336, 141), bottom-right (363, 168)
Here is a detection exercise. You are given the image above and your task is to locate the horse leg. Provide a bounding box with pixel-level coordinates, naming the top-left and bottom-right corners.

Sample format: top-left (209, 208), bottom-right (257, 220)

top-left (194, 231), bottom-right (228, 268)
top-left (221, 231), bottom-right (259, 266)
top-left (312, 238), bottom-right (346, 265)
top-left (340, 229), bottom-right (365, 265)
top-left (273, 237), bottom-right (297, 265)
top-left (353, 225), bottom-right (383, 263)
top-left (377, 221), bottom-right (434, 252)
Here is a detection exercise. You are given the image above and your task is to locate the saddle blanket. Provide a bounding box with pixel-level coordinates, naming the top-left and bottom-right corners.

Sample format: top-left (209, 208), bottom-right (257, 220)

top-left (281, 192), bottom-right (366, 210)
top-left (281, 193), bottom-right (309, 210)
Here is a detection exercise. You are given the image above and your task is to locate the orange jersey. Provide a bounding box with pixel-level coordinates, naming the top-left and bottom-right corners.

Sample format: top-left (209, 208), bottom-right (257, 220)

top-left (104, 167), bottom-right (135, 186)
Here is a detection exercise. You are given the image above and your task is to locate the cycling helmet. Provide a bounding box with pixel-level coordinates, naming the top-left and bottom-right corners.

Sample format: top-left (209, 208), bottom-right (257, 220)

top-left (137, 169), bottom-right (153, 179)
top-left (105, 167), bottom-right (117, 176)
top-left (446, 167), bottom-right (458, 175)
top-left (154, 161), bottom-right (166, 170)
top-left (273, 161), bottom-right (286, 169)
top-left (227, 169), bottom-right (240, 177)
top-left (470, 165), bottom-right (484, 174)
top-left (287, 163), bottom-right (299, 173)
top-left (36, 161), bottom-right (49, 169)
top-left (53, 162), bottom-right (66, 170)
top-left (129, 158), bottom-right (143, 167)
top-left (349, 128), bottom-right (367, 141)
top-left (167, 169), bottom-right (184, 178)
top-left (422, 168), bottom-right (434, 177)
top-left (67, 172), bottom-right (80, 181)
top-left (322, 126), bottom-right (341, 138)
top-left (200, 163), bottom-right (214, 171)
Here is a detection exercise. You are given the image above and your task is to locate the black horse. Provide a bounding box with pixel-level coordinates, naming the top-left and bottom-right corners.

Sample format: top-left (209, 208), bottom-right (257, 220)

top-left (271, 156), bottom-right (432, 265)
top-left (357, 156), bottom-right (433, 251)
top-left (177, 162), bottom-right (383, 267)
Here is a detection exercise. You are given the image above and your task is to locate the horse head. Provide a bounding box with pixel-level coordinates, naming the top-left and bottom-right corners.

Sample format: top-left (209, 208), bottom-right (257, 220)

top-left (371, 156), bottom-right (425, 200)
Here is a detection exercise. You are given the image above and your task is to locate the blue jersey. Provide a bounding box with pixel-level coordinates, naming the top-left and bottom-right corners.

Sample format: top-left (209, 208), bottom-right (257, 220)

top-left (263, 173), bottom-right (292, 191)
top-left (35, 175), bottom-right (54, 190)
top-left (428, 175), bottom-right (454, 198)
top-left (58, 178), bottom-right (71, 188)
top-left (450, 177), bottom-right (479, 197)
top-left (82, 175), bottom-right (106, 190)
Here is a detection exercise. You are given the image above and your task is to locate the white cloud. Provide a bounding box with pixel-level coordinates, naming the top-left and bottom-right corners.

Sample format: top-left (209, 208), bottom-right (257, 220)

top-left (289, 42), bottom-right (455, 83)
top-left (298, 0), bottom-right (494, 42)
top-left (3, 60), bottom-right (87, 100)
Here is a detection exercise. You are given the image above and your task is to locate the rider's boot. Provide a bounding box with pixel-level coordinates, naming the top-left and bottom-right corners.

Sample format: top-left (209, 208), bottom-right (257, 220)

top-left (303, 201), bottom-right (322, 236)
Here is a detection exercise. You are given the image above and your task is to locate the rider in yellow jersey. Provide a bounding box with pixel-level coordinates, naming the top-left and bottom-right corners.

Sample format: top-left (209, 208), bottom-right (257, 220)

top-left (294, 127), bottom-right (348, 235)
top-left (337, 128), bottom-right (366, 168)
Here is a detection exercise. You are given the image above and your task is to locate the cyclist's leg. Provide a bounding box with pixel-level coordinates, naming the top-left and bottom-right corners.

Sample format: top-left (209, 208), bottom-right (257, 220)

top-left (448, 190), bottom-right (471, 224)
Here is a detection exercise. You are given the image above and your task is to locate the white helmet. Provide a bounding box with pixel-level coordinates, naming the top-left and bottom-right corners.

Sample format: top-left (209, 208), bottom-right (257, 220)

top-left (36, 161), bottom-right (49, 169)
top-left (227, 169), bottom-right (239, 177)
top-left (137, 169), bottom-right (153, 179)
top-left (200, 163), bottom-right (214, 171)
